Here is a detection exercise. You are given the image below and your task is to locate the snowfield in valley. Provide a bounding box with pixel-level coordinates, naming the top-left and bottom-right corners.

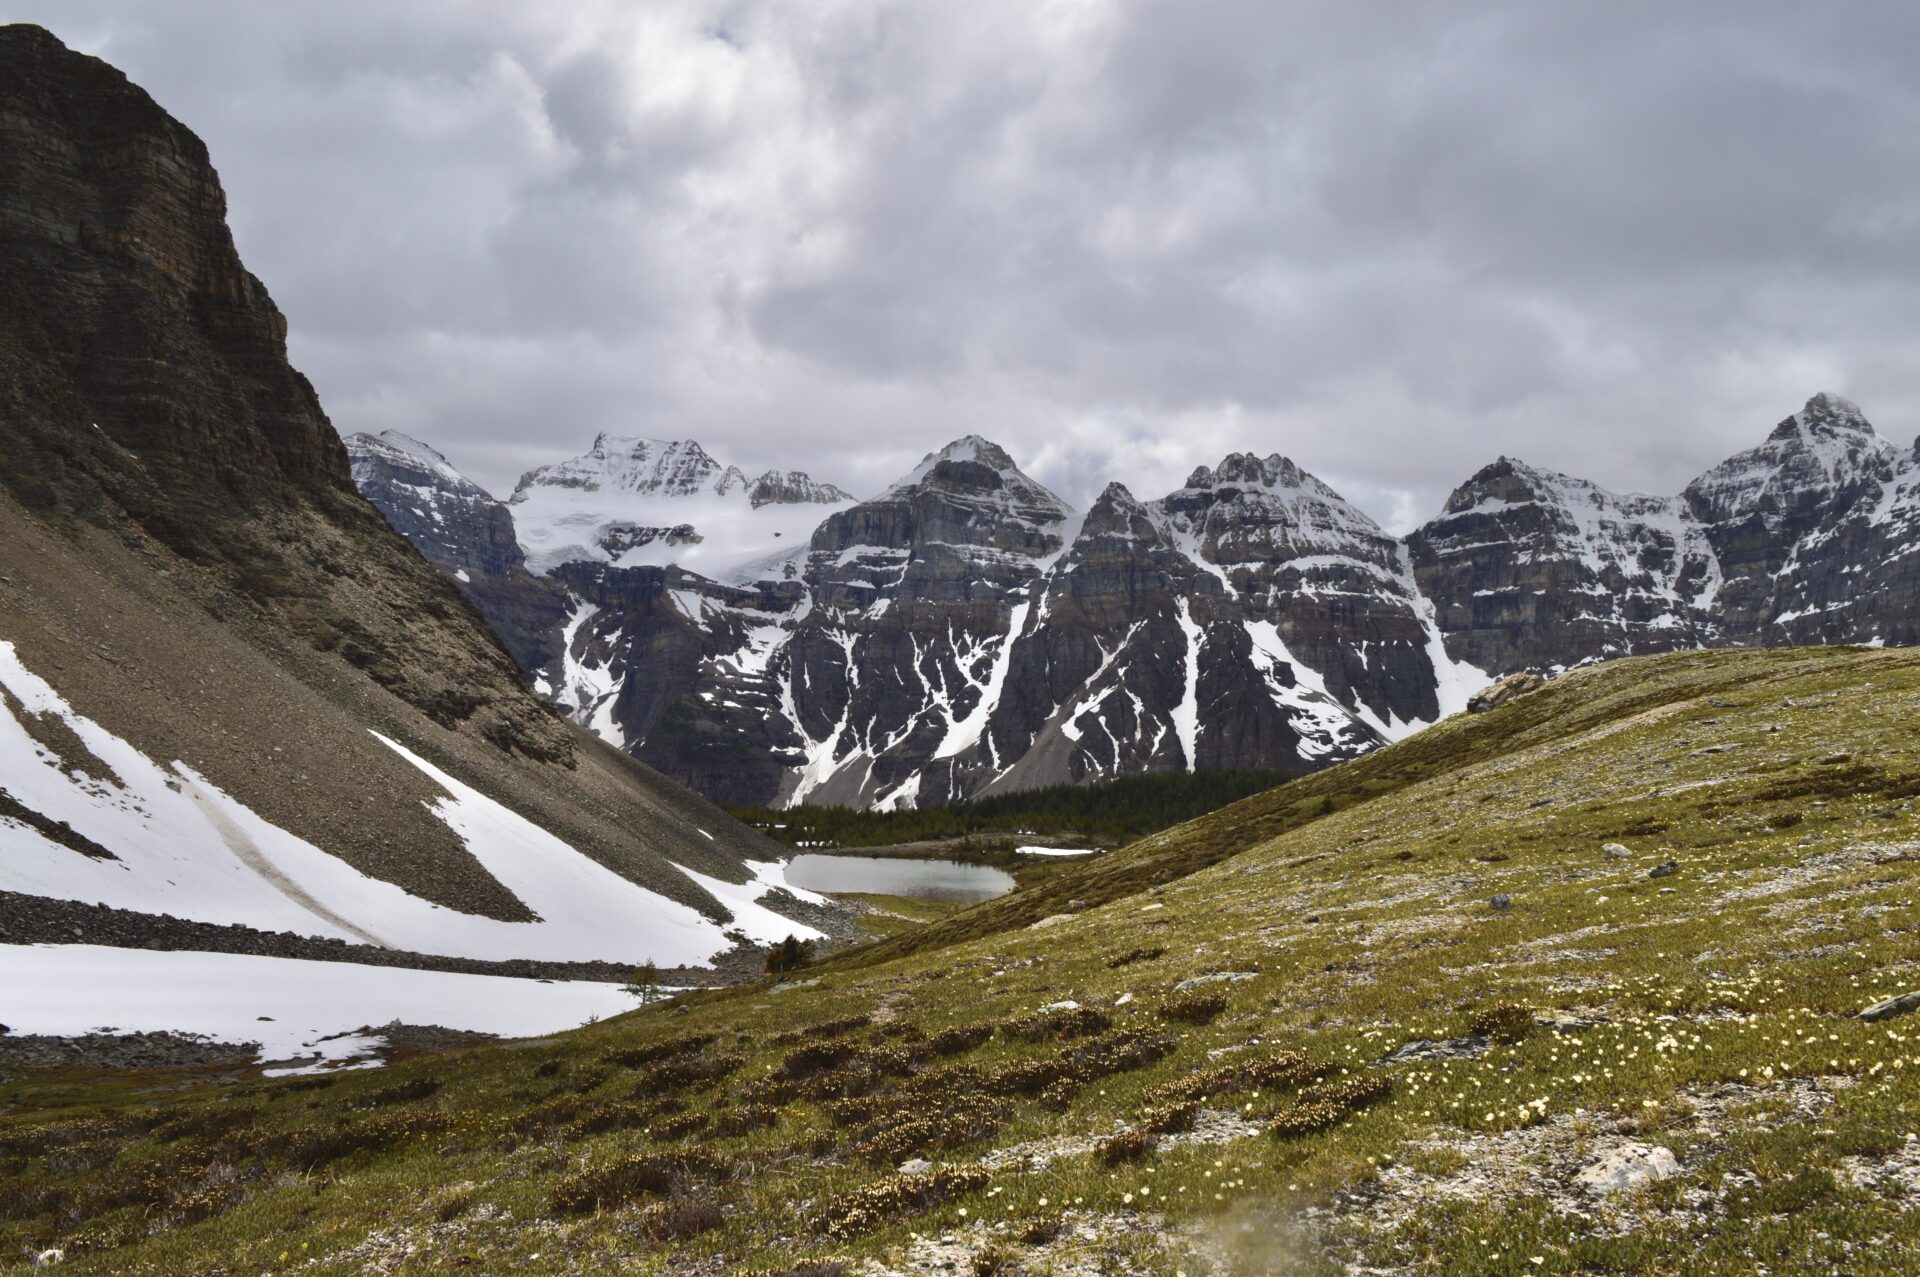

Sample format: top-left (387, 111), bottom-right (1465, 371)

top-left (0, 944), bottom-right (639, 1073)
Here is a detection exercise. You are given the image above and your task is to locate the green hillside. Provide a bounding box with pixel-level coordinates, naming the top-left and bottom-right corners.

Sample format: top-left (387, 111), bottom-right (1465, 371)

top-left (7, 646), bottom-right (1920, 1275)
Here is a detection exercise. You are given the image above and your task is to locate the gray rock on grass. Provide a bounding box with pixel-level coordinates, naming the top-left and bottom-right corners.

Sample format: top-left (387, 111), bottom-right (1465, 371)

top-left (1859, 991), bottom-right (1920, 1022)
top-left (1577, 1143), bottom-right (1681, 1194)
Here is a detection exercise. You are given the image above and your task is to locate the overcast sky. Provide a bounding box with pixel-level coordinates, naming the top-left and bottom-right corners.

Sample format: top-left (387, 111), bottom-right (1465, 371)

top-left (10, 3), bottom-right (1920, 531)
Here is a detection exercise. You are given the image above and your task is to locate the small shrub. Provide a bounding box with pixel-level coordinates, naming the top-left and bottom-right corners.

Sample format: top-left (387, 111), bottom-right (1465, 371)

top-left (816, 1165), bottom-right (990, 1240)
top-left (713, 1103), bottom-right (781, 1137)
top-left (980, 1059), bottom-right (1069, 1098)
top-left (765, 935), bottom-right (816, 977)
top-left (739, 1262), bottom-right (850, 1277)
top-left (431, 1184), bottom-right (478, 1222)
top-left (152, 1105), bottom-right (261, 1143)
top-left (1139, 1101), bottom-right (1198, 1134)
top-left (852, 1042), bottom-right (929, 1076)
top-left (770, 1015), bottom-right (872, 1047)
top-left (1069, 1029), bottom-right (1177, 1079)
top-left (524, 1094), bottom-right (589, 1131)
top-left (563, 1103), bottom-right (652, 1139)
top-left (1157, 990), bottom-right (1229, 1025)
top-left (929, 1023), bottom-right (995, 1056)
top-left (356, 1078), bottom-right (441, 1108)
top-left (1270, 1073), bottom-right (1392, 1139)
top-left (1466, 1003), bottom-right (1534, 1045)
top-left (1002, 1006), bottom-right (1111, 1043)
top-left (736, 1075), bottom-right (804, 1107)
top-left (827, 1094), bottom-right (894, 1128)
top-left (649, 1112), bottom-right (711, 1141)
top-left (638, 1192), bottom-right (726, 1241)
top-left (781, 1041), bottom-right (858, 1079)
top-left (848, 1096), bottom-right (1005, 1165)
top-left (550, 1151), bottom-right (720, 1216)
top-left (639, 1051), bottom-right (746, 1093)
top-left (1037, 1078), bottom-right (1082, 1112)
top-left (1095, 1128), bottom-right (1156, 1164)
top-left (281, 1112), bottom-right (449, 1169)
top-left (971, 1246), bottom-right (1026, 1276)
top-left (604, 1034), bottom-right (718, 1069)
top-left (1018, 1215), bottom-right (1064, 1245)
top-left (1143, 1050), bottom-right (1320, 1106)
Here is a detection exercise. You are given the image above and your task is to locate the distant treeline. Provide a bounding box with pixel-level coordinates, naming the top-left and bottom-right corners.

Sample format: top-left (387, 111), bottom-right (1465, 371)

top-left (730, 768), bottom-right (1296, 850)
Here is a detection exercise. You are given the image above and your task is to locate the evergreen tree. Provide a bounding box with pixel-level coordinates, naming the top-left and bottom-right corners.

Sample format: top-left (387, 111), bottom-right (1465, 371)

top-left (622, 959), bottom-right (661, 1005)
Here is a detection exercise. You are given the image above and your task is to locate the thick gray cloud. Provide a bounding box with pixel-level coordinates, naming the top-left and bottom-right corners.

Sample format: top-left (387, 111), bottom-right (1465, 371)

top-left (7, 1), bottom-right (1920, 530)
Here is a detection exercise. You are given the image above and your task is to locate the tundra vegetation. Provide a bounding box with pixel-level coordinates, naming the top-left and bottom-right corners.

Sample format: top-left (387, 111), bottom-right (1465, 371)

top-left (5, 646), bottom-right (1920, 1274)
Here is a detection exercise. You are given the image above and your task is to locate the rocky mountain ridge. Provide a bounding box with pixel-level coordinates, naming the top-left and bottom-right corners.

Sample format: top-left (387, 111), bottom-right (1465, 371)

top-left (345, 395), bottom-right (1904, 806)
top-left (0, 23), bottom-right (836, 971)
top-left (352, 395), bottom-right (1920, 809)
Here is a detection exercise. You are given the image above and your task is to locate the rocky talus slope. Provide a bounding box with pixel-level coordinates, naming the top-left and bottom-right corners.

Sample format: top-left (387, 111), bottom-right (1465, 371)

top-left (9, 644), bottom-right (1920, 1274)
top-left (0, 23), bottom-right (841, 968)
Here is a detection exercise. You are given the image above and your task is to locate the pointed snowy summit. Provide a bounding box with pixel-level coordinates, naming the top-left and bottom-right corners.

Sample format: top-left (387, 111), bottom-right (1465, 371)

top-left (885, 435), bottom-right (1071, 513)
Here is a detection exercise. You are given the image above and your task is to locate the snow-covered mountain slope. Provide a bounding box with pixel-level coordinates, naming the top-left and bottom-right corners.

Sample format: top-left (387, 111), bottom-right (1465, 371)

top-left (0, 945), bottom-right (640, 1074)
top-left (1682, 392), bottom-right (1920, 647)
top-left (347, 430), bottom-right (572, 674)
top-left (1407, 457), bottom-right (1725, 672)
top-left (1409, 393), bottom-right (1920, 672)
top-left (508, 434), bottom-right (854, 580)
top-left (362, 395), bottom-right (1920, 811)
top-left (526, 440), bottom-right (1484, 808)
top-left (0, 642), bottom-right (817, 965)
top-left (346, 430), bottom-right (519, 580)
top-left (0, 25), bottom-right (840, 974)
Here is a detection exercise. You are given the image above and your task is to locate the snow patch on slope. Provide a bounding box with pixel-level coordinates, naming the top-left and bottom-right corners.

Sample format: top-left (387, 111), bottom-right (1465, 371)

top-left (935, 599), bottom-right (1033, 760)
top-left (1170, 598), bottom-right (1203, 770)
top-left (0, 640), bottom-right (812, 966)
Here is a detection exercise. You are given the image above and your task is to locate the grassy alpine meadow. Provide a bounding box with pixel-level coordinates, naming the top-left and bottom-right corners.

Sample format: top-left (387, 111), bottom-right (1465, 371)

top-left (6, 645), bottom-right (1920, 1274)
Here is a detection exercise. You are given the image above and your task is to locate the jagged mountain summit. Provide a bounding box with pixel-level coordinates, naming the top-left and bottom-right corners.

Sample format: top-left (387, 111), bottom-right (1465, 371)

top-left (357, 429), bottom-right (1488, 807)
top-left (1409, 392), bottom-right (1920, 672)
top-left (357, 391), bottom-right (1920, 811)
top-left (0, 24), bottom-right (834, 973)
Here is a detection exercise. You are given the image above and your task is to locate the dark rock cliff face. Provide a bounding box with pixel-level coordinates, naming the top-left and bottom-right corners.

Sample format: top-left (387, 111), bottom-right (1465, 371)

top-left (544, 562), bottom-right (809, 807)
top-left (0, 25), bottom-right (341, 527)
top-left (1406, 458), bottom-right (1722, 672)
top-left (1408, 394), bottom-right (1920, 675)
top-left (447, 438), bottom-right (1439, 809)
top-left (0, 23), bottom-right (570, 764)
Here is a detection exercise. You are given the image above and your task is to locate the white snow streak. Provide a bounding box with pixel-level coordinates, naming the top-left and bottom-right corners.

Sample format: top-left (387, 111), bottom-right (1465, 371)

top-left (1170, 599), bottom-right (1203, 771)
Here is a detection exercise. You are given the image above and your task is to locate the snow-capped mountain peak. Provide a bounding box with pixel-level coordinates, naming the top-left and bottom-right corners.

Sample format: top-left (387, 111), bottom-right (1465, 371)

top-left (354, 391), bottom-right (1920, 814)
top-left (348, 429), bottom-right (486, 497)
top-left (1686, 393), bottom-right (1897, 526)
top-left (502, 435), bottom-right (854, 579)
top-left (748, 470), bottom-right (856, 507)
top-left (1181, 451), bottom-right (1345, 503)
top-left (885, 435), bottom-right (1072, 513)
top-left (1781, 391), bottom-right (1876, 441)
top-left (512, 436), bottom-right (739, 502)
